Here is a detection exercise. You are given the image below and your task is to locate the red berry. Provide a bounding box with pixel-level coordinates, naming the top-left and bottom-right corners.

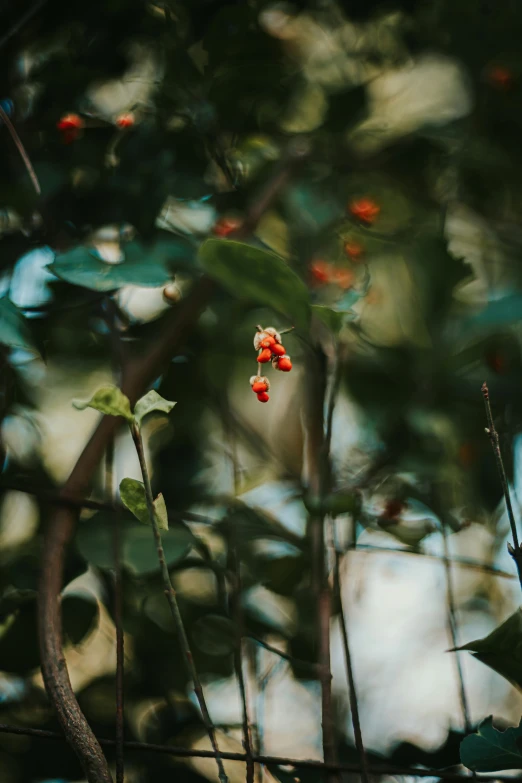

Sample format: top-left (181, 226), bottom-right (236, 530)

top-left (116, 112), bottom-right (135, 129)
top-left (277, 356), bottom-right (292, 372)
top-left (258, 347), bottom-right (272, 363)
top-left (272, 343), bottom-right (286, 356)
top-left (260, 336), bottom-right (276, 349)
top-left (252, 381), bottom-right (268, 393)
top-left (257, 391), bottom-right (270, 403)
top-left (310, 260), bottom-right (331, 284)
top-left (212, 216), bottom-right (243, 238)
top-left (334, 268), bottom-right (354, 290)
top-left (344, 241), bottom-right (364, 260)
top-left (349, 198), bottom-right (380, 224)
top-left (57, 113), bottom-right (83, 130)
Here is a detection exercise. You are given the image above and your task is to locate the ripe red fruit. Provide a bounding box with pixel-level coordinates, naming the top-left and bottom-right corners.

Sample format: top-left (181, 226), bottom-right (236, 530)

top-left (257, 391), bottom-right (270, 403)
top-left (310, 260), bottom-right (331, 284)
top-left (252, 381), bottom-right (268, 393)
top-left (271, 343), bottom-right (286, 356)
top-left (349, 198), bottom-right (380, 224)
top-left (57, 113), bottom-right (84, 143)
top-left (277, 356), bottom-right (292, 372)
top-left (344, 241), bottom-right (364, 260)
top-left (116, 112), bottom-right (135, 129)
top-left (258, 347), bottom-right (272, 363)
top-left (260, 336), bottom-right (276, 349)
top-left (212, 216), bottom-right (243, 238)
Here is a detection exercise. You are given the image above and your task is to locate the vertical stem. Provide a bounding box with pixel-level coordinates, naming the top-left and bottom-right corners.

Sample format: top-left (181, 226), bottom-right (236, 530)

top-left (329, 521), bottom-right (369, 783)
top-left (305, 345), bottom-right (339, 783)
top-left (130, 422), bottom-right (228, 783)
top-left (481, 383), bottom-right (522, 589)
top-left (441, 524), bottom-right (472, 735)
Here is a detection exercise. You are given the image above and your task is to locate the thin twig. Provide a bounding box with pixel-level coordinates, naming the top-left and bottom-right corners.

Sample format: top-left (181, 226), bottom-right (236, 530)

top-left (481, 382), bottom-right (522, 589)
top-left (329, 525), bottom-right (369, 783)
top-left (247, 634), bottom-right (318, 673)
top-left (0, 722), bottom-right (514, 782)
top-left (0, 103), bottom-right (41, 195)
top-left (441, 524), bottom-right (472, 735)
top-left (130, 421), bottom-right (228, 783)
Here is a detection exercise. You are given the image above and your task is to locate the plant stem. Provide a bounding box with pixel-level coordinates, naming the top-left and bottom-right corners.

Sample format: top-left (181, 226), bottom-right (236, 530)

top-left (130, 421), bottom-right (228, 783)
top-left (481, 382), bottom-right (522, 589)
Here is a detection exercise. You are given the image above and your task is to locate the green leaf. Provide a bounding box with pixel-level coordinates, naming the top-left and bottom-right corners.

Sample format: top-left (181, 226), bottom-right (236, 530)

top-left (48, 240), bottom-right (179, 292)
top-left (311, 306), bottom-right (347, 334)
top-left (73, 385), bottom-right (133, 422)
top-left (0, 297), bottom-right (39, 355)
top-left (191, 614), bottom-right (236, 656)
top-left (134, 390), bottom-right (176, 425)
top-left (460, 716), bottom-right (522, 772)
top-left (120, 478), bottom-right (169, 531)
top-left (453, 609), bottom-right (522, 690)
top-left (76, 512), bottom-right (192, 575)
top-left (198, 239), bottom-right (311, 330)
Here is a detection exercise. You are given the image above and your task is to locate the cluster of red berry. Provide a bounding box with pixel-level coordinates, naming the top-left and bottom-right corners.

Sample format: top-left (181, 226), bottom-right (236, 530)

top-left (56, 112), bottom-right (135, 143)
top-left (309, 260), bottom-right (354, 289)
top-left (250, 326), bottom-right (292, 403)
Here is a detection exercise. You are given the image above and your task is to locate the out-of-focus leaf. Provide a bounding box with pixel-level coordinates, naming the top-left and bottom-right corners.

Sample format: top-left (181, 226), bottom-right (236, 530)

top-left (0, 298), bottom-right (39, 355)
top-left (73, 385), bottom-right (133, 422)
top-left (48, 239), bottom-right (183, 291)
top-left (0, 594), bottom-right (98, 674)
top-left (76, 512), bottom-right (193, 574)
top-left (198, 239), bottom-right (311, 330)
top-left (191, 614), bottom-right (236, 656)
top-left (460, 716), bottom-right (522, 772)
top-left (134, 390), bottom-right (176, 425)
top-left (452, 609), bottom-right (522, 690)
top-left (120, 477), bottom-right (169, 531)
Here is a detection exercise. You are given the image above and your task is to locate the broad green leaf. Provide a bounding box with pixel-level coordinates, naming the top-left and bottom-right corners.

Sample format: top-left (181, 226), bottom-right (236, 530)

top-left (120, 478), bottom-right (169, 531)
top-left (453, 609), bottom-right (522, 690)
top-left (312, 306), bottom-right (347, 334)
top-left (460, 716), bottom-right (522, 772)
top-left (73, 385), bottom-right (133, 422)
top-left (0, 297), bottom-right (39, 355)
top-left (198, 239), bottom-right (311, 330)
top-left (76, 512), bottom-right (192, 575)
top-left (48, 240), bottom-right (182, 292)
top-left (134, 390), bottom-right (176, 425)
top-left (0, 594), bottom-right (98, 674)
top-left (191, 614), bottom-right (236, 656)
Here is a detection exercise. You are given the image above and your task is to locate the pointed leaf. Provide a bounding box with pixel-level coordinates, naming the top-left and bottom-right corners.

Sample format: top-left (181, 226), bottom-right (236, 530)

top-left (453, 609), bottom-right (522, 690)
top-left (198, 239), bottom-right (310, 329)
top-left (120, 478), bottom-right (169, 530)
top-left (134, 390), bottom-right (176, 425)
top-left (73, 385), bottom-right (133, 422)
top-left (460, 716), bottom-right (522, 772)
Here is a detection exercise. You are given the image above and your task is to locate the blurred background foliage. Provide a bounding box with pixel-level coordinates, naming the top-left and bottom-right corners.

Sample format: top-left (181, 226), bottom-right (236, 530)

top-left (0, 0), bottom-right (520, 780)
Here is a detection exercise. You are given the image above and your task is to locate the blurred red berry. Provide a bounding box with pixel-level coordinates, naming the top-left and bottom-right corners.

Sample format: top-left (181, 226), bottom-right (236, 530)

top-left (57, 113), bottom-right (84, 143)
top-left (252, 381), bottom-right (268, 393)
top-left (116, 112), bottom-right (135, 129)
top-left (381, 499), bottom-right (404, 521)
top-left (258, 347), bottom-right (272, 363)
top-left (349, 198), bottom-right (380, 224)
top-left (485, 351), bottom-right (507, 374)
top-left (212, 216), bottom-right (243, 237)
top-left (334, 268), bottom-right (354, 290)
top-left (257, 391), bottom-right (270, 403)
top-left (310, 260), bottom-right (331, 283)
top-left (487, 65), bottom-right (513, 90)
top-left (272, 343), bottom-right (286, 356)
top-left (344, 241), bottom-right (364, 260)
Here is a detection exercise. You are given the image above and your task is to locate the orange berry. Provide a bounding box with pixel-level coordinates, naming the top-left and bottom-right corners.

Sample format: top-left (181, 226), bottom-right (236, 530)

top-left (333, 268), bottom-right (354, 290)
top-left (252, 381), bottom-right (268, 393)
top-left (260, 336), bottom-right (276, 349)
top-left (272, 343), bottom-right (286, 356)
top-left (487, 65), bottom-right (513, 90)
top-left (258, 347), bottom-right (272, 363)
top-left (349, 198), bottom-right (380, 224)
top-left (257, 391), bottom-right (270, 403)
top-left (344, 241), bottom-right (364, 260)
top-left (212, 216), bottom-right (243, 237)
top-left (276, 356), bottom-right (292, 372)
top-left (310, 260), bottom-right (331, 284)
top-left (116, 112), bottom-right (135, 129)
